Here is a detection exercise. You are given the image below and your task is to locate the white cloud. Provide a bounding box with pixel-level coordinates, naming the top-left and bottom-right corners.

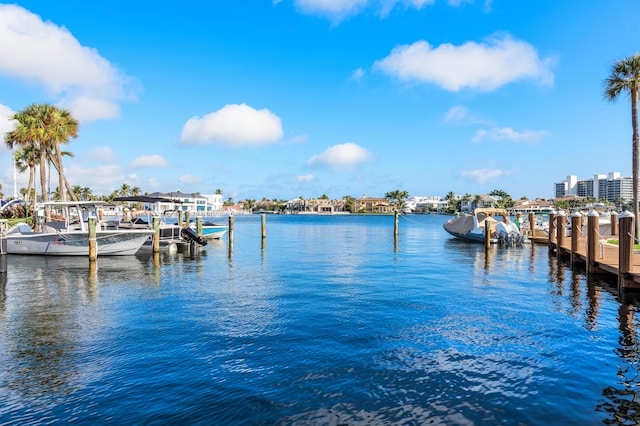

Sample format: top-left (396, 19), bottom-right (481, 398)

top-left (294, 0), bottom-right (368, 20)
top-left (443, 105), bottom-right (492, 126)
top-left (307, 142), bottom-right (374, 171)
top-left (146, 178), bottom-right (162, 190)
top-left (65, 164), bottom-right (127, 194)
top-left (351, 67), bottom-right (365, 83)
top-left (0, 4), bottom-right (138, 122)
top-left (179, 174), bottom-right (203, 184)
top-left (374, 33), bottom-right (554, 92)
top-left (472, 127), bottom-right (548, 143)
top-left (0, 103), bottom-right (16, 146)
top-left (179, 103), bottom-right (284, 147)
top-left (129, 154), bottom-right (169, 168)
top-left (86, 146), bottom-right (117, 163)
top-left (296, 174), bottom-right (315, 182)
top-left (291, 0), bottom-right (435, 20)
top-left (288, 133), bottom-right (309, 144)
top-left (461, 168), bottom-right (511, 184)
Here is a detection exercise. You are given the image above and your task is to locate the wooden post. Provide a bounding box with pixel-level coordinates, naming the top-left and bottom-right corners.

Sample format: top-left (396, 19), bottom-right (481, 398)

top-left (196, 216), bottom-right (203, 236)
top-left (571, 212), bottom-right (582, 266)
top-left (549, 211), bottom-right (557, 247)
top-left (261, 213), bottom-right (266, 240)
top-left (153, 217), bottom-right (160, 253)
top-left (619, 211), bottom-right (635, 289)
top-left (611, 211), bottom-right (618, 236)
top-left (178, 210), bottom-right (184, 227)
top-left (516, 213), bottom-right (522, 231)
top-left (528, 212), bottom-right (535, 238)
top-left (394, 211), bottom-right (399, 239)
top-left (228, 215), bottom-right (234, 247)
top-left (185, 211), bottom-right (191, 227)
top-left (587, 210), bottom-right (600, 274)
top-left (484, 218), bottom-right (491, 248)
top-left (88, 216), bottom-right (97, 261)
top-left (556, 211), bottom-right (566, 255)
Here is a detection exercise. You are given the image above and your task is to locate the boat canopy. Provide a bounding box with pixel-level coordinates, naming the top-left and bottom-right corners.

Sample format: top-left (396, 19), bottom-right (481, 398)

top-left (113, 196), bottom-right (183, 204)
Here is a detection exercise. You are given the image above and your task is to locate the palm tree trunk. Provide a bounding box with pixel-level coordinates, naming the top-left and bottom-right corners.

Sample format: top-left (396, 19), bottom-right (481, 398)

top-left (39, 148), bottom-right (50, 221)
top-left (48, 150), bottom-right (78, 202)
top-left (26, 165), bottom-right (34, 203)
top-left (633, 89), bottom-right (639, 240)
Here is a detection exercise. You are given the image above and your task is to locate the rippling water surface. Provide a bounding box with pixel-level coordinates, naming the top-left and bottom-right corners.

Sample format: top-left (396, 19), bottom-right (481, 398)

top-left (1, 214), bottom-right (639, 425)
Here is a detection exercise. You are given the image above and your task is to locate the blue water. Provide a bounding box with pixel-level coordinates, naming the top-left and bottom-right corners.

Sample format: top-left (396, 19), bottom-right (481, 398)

top-left (0, 214), bottom-right (638, 425)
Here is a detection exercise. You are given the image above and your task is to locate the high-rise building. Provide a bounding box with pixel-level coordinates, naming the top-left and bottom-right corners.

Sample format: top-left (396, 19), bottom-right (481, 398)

top-left (554, 172), bottom-right (635, 203)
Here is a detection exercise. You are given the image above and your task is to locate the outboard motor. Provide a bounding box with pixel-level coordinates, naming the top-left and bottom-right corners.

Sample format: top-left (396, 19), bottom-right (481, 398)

top-left (180, 227), bottom-right (208, 246)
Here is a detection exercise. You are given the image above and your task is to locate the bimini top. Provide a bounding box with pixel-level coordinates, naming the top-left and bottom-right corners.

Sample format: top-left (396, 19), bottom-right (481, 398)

top-left (472, 207), bottom-right (510, 217)
top-left (113, 196), bottom-right (183, 204)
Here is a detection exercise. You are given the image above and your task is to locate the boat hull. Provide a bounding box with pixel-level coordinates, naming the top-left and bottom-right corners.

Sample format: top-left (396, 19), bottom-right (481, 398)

top-left (201, 225), bottom-right (228, 240)
top-left (5, 229), bottom-right (154, 256)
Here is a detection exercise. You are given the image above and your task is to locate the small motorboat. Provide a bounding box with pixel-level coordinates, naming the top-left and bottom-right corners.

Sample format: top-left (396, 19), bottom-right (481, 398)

top-left (443, 207), bottom-right (528, 245)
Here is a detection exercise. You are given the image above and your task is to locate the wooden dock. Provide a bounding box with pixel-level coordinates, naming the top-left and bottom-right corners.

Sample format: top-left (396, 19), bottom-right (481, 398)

top-left (528, 210), bottom-right (640, 290)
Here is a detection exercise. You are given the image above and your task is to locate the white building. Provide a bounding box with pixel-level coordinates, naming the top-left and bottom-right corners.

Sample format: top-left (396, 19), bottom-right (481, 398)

top-left (554, 172), bottom-right (634, 203)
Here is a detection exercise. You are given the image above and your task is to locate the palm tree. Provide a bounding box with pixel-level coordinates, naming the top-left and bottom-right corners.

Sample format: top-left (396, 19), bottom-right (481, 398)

top-left (385, 190), bottom-right (410, 212)
top-left (5, 104), bottom-right (79, 217)
top-left (473, 194), bottom-right (483, 209)
top-left (604, 54), bottom-right (640, 238)
top-left (119, 183), bottom-right (131, 197)
top-left (14, 144), bottom-right (39, 203)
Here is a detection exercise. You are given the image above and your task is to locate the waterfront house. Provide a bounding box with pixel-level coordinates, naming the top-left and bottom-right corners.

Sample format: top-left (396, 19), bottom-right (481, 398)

top-left (353, 196), bottom-right (392, 213)
top-left (460, 195), bottom-right (497, 213)
top-left (285, 198), bottom-right (348, 214)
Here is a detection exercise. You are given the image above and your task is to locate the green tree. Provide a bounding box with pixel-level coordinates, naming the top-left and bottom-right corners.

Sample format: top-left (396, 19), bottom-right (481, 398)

top-left (472, 194), bottom-right (483, 209)
top-left (385, 190), bottom-right (410, 212)
top-left (343, 195), bottom-right (355, 213)
top-left (5, 104), bottom-right (79, 216)
top-left (14, 144), bottom-right (39, 203)
top-left (119, 183), bottom-right (131, 196)
top-left (604, 54), bottom-right (640, 238)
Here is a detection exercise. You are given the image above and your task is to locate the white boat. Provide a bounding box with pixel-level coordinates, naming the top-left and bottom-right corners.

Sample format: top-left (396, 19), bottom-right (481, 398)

top-left (3, 201), bottom-right (154, 256)
top-left (112, 196), bottom-right (209, 248)
top-left (443, 207), bottom-right (528, 245)
top-left (189, 220), bottom-right (228, 240)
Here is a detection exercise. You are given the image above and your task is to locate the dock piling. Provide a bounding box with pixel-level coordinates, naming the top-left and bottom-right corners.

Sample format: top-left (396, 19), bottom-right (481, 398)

top-left (88, 217), bottom-right (97, 261)
top-left (261, 214), bottom-right (266, 240)
top-left (587, 210), bottom-right (600, 274)
top-left (571, 212), bottom-right (582, 266)
top-left (619, 211), bottom-right (635, 289)
top-left (556, 211), bottom-right (566, 257)
top-left (484, 219), bottom-right (490, 248)
top-left (548, 211), bottom-right (557, 249)
top-left (153, 217), bottom-right (160, 253)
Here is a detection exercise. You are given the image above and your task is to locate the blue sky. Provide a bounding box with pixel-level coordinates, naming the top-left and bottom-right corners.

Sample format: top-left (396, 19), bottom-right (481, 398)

top-left (1, 1), bottom-right (639, 202)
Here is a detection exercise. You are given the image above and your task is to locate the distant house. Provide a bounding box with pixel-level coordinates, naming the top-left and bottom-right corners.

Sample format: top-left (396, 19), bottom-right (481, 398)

top-left (353, 196), bottom-right (392, 213)
top-left (508, 199), bottom-right (554, 215)
top-left (147, 191), bottom-right (222, 212)
top-left (460, 195), bottom-right (497, 213)
top-left (285, 198), bottom-right (347, 214)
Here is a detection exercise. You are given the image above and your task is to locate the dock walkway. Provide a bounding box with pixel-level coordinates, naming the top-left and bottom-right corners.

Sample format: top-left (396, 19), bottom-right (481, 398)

top-left (530, 211), bottom-right (640, 289)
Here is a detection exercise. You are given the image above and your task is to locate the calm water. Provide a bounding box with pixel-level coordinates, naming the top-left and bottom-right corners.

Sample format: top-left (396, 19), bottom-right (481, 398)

top-left (1, 214), bottom-right (639, 425)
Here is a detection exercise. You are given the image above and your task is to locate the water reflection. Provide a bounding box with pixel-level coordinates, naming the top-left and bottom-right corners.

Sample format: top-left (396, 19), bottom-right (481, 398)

top-left (445, 239), bottom-right (640, 425)
top-left (597, 293), bottom-right (640, 425)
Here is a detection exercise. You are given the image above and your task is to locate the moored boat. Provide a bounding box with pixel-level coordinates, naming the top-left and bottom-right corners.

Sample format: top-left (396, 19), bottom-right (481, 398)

top-left (189, 220), bottom-right (228, 239)
top-left (3, 201), bottom-right (154, 256)
top-left (443, 207), bottom-right (528, 245)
